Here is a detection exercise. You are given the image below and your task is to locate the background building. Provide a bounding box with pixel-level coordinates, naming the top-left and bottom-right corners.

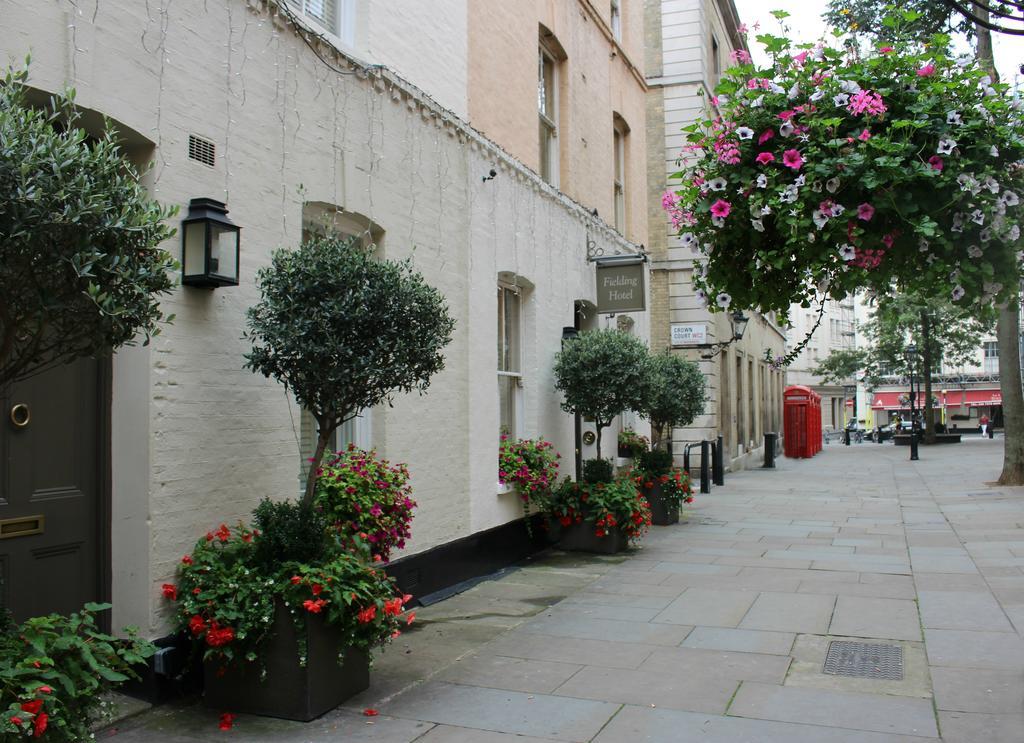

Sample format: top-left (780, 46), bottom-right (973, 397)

top-left (644, 0), bottom-right (787, 470)
top-left (0, 0), bottom-right (649, 635)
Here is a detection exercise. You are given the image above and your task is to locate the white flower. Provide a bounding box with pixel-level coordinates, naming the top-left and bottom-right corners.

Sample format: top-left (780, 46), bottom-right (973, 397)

top-left (751, 217), bottom-right (765, 232)
top-left (947, 111), bottom-right (962, 125)
top-left (984, 176), bottom-right (1000, 194)
top-left (838, 244), bottom-right (856, 261)
top-left (1009, 225), bottom-right (1021, 241)
top-left (980, 228), bottom-right (992, 242)
top-left (951, 285), bottom-right (966, 301)
top-left (750, 95), bottom-right (765, 108)
top-left (957, 173), bottom-right (980, 195)
top-left (709, 177), bottom-right (728, 191)
top-left (695, 289), bottom-right (709, 307)
top-left (985, 86), bottom-right (997, 97)
top-left (807, 232), bottom-right (816, 243)
top-left (769, 82), bottom-right (785, 94)
top-left (756, 174), bottom-right (768, 188)
top-left (779, 121), bottom-right (795, 137)
top-left (798, 133), bottom-right (811, 142)
top-left (760, 205), bottom-right (772, 215)
top-left (712, 216), bottom-right (725, 228)
top-left (839, 79), bottom-right (861, 94)
top-left (809, 90), bottom-right (825, 102)
top-left (794, 175), bottom-right (806, 187)
top-left (716, 292), bottom-right (732, 308)
top-left (951, 213), bottom-right (964, 232)
top-left (970, 209), bottom-right (985, 225)
top-left (991, 145), bottom-right (1000, 157)
top-left (780, 185), bottom-right (799, 203)
top-left (830, 203), bottom-right (845, 217)
top-left (833, 93), bottom-right (850, 108)
top-left (968, 245), bottom-right (983, 258)
top-left (1002, 190), bottom-right (1020, 207)
top-left (926, 253), bottom-right (936, 265)
top-left (826, 177), bottom-right (840, 194)
top-left (694, 262), bottom-right (708, 279)
top-left (788, 83), bottom-right (800, 99)
top-left (812, 46), bottom-right (825, 61)
top-left (736, 126), bottom-right (754, 140)
top-left (919, 238), bottom-right (930, 252)
top-left (981, 75), bottom-right (993, 86)
top-left (718, 95), bottom-right (729, 106)
top-left (680, 232), bottom-right (698, 250)
top-left (702, 242), bottom-right (715, 254)
top-left (812, 211), bottom-right (829, 229)
top-left (936, 138), bottom-right (957, 155)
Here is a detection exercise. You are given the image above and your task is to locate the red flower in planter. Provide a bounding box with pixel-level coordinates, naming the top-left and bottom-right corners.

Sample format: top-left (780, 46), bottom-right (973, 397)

top-left (357, 605), bottom-right (377, 623)
top-left (311, 583), bottom-right (323, 596)
top-left (162, 584), bottom-right (178, 601)
top-left (206, 622), bottom-right (235, 647)
top-left (32, 712), bottom-right (47, 738)
top-left (19, 700), bottom-right (42, 715)
top-left (302, 599), bottom-right (327, 613)
top-left (218, 712), bottom-right (236, 730)
top-left (189, 615), bottom-right (207, 636)
top-left (383, 598), bottom-right (403, 616)
top-left (182, 555), bottom-right (194, 565)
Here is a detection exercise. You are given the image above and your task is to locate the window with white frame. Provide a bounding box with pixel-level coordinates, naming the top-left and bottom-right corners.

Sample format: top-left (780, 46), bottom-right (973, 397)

top-left (613, 116), bottom-right (627, 232)
top-left (538, 38), bottom-right (560, 185)
top-left (984, 341), bottom-right (999, 373)
top-left (610, 0), bottom-right (622, 41)
top-left (497, 285), bottom-right (522, 438)
top-left (287, 0), bottom-right (351, 41)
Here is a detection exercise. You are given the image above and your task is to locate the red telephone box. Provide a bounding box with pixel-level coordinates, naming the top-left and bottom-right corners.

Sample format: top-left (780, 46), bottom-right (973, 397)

top-left (784, 385), bottom-right (822, 459)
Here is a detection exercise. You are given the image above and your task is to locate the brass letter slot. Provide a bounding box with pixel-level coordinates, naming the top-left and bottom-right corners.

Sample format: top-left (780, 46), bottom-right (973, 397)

top-left (0, 515), bottom-right (44, 539)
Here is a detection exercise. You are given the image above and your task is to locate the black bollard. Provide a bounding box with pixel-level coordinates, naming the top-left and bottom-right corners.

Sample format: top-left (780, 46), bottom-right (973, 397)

top-left (763, 432), bottom-right (777, 468)
top-left (700, 440), bottom-right (711, 494)
top-left (713, 435), bottom-right (725, 486)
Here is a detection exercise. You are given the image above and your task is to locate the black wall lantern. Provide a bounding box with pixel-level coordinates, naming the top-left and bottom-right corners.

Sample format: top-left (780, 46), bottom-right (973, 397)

top-left (181, 198), bottom-right (240, 288)
top-left (731, 310), bottom-right (750, 341)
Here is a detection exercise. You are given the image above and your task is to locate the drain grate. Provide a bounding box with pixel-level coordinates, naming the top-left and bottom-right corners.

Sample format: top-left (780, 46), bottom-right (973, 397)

top-left (823, 641), bottom-right (904, 680)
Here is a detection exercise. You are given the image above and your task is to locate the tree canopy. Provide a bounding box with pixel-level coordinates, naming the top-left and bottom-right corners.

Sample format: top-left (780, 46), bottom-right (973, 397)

top-left (245, 235), bottom-right (455, 505)
top-left (640, 350), bottom-right (707, 450)
top-left (824, 1), bottom-right (968, 43)
top-left (0, 66), bottom-right (177, 389)
top-left (553, 329), bottom-right (652, 460)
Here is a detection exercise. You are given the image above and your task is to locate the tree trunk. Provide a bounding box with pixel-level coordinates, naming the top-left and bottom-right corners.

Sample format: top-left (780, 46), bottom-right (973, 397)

top-left (922, 310), bottom-right (936, 444)
top-left (998, 301), bottom-right (1024, 484)
top-left (972, 13), bottom-right (1024, 484)
top-left (302, 421), bottom-right (334, 507)
top-left (595, 424), bottom-right (603, 462)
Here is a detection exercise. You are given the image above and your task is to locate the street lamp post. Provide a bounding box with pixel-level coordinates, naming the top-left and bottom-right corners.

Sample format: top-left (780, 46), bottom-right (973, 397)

top-left (905, 344), bottom-right (919, 461)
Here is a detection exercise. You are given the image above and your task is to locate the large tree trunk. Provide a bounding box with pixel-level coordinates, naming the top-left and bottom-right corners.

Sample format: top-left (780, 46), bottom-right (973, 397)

top-left (922, 310), bottom-right (936, 444)
top-left (998, 301), bottom-right (1024, 484)
top-left (973, 12), bottom-right (1024, 484)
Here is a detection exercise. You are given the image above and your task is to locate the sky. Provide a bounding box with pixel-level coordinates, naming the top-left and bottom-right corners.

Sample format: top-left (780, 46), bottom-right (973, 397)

top-left (731, 0), bottom-right (1024, 86)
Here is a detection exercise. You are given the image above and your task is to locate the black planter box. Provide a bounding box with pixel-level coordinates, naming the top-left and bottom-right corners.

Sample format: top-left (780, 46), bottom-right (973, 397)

top-left (643, 482), bottom-right (680, 526)
top-left (204, 603), bottom-right (369, 722)
top-left (558, 521), bottom-right (628, 554)
top-left (617, 443), bottom-right (633, 458)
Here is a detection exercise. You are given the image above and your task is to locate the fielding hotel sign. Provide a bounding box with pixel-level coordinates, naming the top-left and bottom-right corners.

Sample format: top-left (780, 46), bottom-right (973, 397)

top-left (595, 257), bottom-right (645, 314)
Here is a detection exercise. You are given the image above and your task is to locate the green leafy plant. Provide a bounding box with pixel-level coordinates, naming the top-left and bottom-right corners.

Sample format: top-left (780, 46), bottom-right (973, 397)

top-left (633, 467), bottom-right (694, 510)
top-left (637, 448), bottom-right (674, 477)
top-left (166, 507), bottom-right (412, 670)
top-left (245, 235), bottom-right (455, 505)
top-left (554, 330), bottom-right (653, 459)
top-left (0, 603), bottom-right (155, 741)
top-left (640, 351), bottom-right (707, 450)
top-left (617, 429), bottom-right (649, 458)
top-left (549, 477), bottom-right (651, 542)
top-left (581, 458), bottom-right (614, 484)
top-left (0, 65), bottom-right (177, 390)
top-left (315, 446), bottom-right (417, 562)
top-left (497, 436), bottom-right (560, 519)
top-left (664, 13), bottom-right (1024, 356)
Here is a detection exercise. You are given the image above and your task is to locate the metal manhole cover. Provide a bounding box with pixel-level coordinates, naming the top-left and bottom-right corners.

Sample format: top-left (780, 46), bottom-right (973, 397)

top-left (823, 641), bottom-right (903, 680)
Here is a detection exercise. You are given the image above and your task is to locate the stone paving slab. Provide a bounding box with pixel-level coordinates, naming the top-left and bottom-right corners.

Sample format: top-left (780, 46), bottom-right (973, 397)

top-left (918, 590), bottom-right (1015, 632)
top-left (738, 592), bottom-right (837, 634)
top-left (938, 711), bottom-right (1024, 743)
top-left (519, 613), bottom-right (693, 646)
top-left (930, 667), bottom-right (1024, 714)
top-left (415, 725), bottom-right (562, 742)
top-left (728, 682), bottom-right (939, 737)
top-left (552, 665), bottom-right (739, 713)
top-left (680, 626), bottom-right (795, 655)
top-left (828, 596), bottom-right (923, 641)
top-left (435, 653), bottom-right (582, 694)
top-left (637, 645), bottom-right (791, 684)
top-left (923, 628), bottom-right (1024, 670)
top-left (485, 631), bottom-right (661, 670)
top-left (651, 588), bottom-right (759, 628)
top-left (591, 705), bottom-right (937, 743)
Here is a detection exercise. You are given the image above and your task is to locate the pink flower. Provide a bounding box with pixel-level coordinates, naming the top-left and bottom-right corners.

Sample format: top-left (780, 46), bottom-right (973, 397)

top-left (858, 129), bottom-right (872, 142)
top-left (882, 232), bottom-right (896, 248)
top-left (782, 149), bottom-right (804, 171)
top-left (778, 110), bottom-right (796, 121)
top-left (730, 49), bottom-right (752, 64)
top-left (710, 199), bottom-right (732, 218)
top-left (928, 155), bottom-right (944, 172)
top-left (879, 46), bottom-right (895, 54)
top-left (917, 63), bottom-right (936, 77)
top-left (661, 191), bottom-right (680, 211)
top-left (758, 129), bottom-right (774, 145)
top-left (737, 22), bottom-right (748, 34)
top-left (848, 90), bottom-right (887, 116)
top-left (793, 51), bottom-right (809, 66)
top-left (857, 203), bottom-right (875, 221)
top-left (755, 151), bottom-right (775, 165)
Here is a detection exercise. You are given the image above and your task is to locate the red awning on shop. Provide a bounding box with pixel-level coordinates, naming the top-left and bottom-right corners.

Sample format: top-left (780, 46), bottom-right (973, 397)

top-left (944, 389), bottom-right (1002, 407)
top-left (871, 389), bottom-right (1002, 409)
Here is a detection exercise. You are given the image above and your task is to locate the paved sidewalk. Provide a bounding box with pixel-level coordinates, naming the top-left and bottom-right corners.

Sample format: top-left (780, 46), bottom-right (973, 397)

top-left (104, 437), bottom-right (1024, 742)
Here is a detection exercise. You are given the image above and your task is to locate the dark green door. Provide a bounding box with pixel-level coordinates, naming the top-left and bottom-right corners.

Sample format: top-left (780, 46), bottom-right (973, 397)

top-left (0, 358), bottom-right (102, 621)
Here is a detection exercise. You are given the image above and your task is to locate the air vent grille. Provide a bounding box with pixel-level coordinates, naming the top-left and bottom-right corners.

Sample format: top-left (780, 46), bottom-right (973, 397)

top-left (188, 135), bottom-right (216, 167)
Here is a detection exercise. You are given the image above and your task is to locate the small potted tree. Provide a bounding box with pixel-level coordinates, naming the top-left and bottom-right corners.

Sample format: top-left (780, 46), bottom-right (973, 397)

top-left (165, 235), bottom-right (454, 722)
top-left (636, 351), bottom-right (706, 524)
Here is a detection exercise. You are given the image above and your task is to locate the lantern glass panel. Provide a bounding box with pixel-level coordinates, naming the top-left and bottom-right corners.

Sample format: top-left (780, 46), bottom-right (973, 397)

top-left (209, 223), bottom-right (239, 280)
top-left (183, 221), bottom-right (207, 278)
